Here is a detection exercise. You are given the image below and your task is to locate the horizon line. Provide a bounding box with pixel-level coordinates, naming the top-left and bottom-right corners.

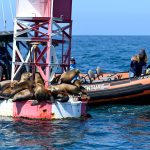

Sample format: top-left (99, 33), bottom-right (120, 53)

top-left (72, 34), bottom-right (150, 36)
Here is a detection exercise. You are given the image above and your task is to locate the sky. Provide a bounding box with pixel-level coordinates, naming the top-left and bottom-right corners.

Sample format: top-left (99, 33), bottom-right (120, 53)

top-left (72, 0), bottom-right (150, 35)
top-left (0, 0), bottom-right (150, 35)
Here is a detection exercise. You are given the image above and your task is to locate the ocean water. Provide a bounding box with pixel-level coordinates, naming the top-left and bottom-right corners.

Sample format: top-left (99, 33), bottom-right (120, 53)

top-left (72, 35), bottom-right (150, 73)
top-left (0, 36), bottom-right (150, 150)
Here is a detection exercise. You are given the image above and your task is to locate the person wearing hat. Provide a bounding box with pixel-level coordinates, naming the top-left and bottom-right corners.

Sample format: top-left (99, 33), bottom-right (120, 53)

top-left (70, 57), bottom-right (76, 70)
top-left (69, 57), bottom-right (79, 82)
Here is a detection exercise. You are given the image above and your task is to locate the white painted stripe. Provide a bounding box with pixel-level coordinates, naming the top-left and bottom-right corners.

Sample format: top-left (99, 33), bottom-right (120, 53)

top-left (0, 99), bottom-right (13, 117)
top-left (52, 101), bottom-right (82, 119)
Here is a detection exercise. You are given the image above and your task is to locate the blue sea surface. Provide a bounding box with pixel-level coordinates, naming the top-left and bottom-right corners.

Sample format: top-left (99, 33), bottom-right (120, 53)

top-left (72, 36), bottom-right (150, 73)
top-left (1, 36), bottom-right (150, 150)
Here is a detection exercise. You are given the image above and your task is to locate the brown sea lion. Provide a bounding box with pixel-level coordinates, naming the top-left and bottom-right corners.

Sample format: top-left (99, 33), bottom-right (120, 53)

top-left (73, 79), bottom-right (82, 87)
top-left (12, 89), bottom-right (34, 102)
top-left (49, 83), bottom-right (82, 96)
top-left (9, 80), bottom-right (35, 98)
top-left (12, 73), bottom-right (45, 102)
top-left (73, 79), bottom-right (87, 95)
top-left (0, 72), bottom-right (32, 95)
top-left (34, 83), bottom-right (53, 101)
top-left (54, 92), bottom-right (69, 102)
top-left (58, 69), bottom-right (80, 84)
top-left (72, 79), bottom-right (89, 100)
top-left (0, 80), bottom-right (19, 97)
top-left (19, 72), bottom-right (33, 82)
top-left (31, 83), bottom-right (54, 106)
top-left (2, 72), bottom-right (34, 98)
top-left (34, 72), bottom-right (44, 85)
top-left (0, 80), bottom-right (12, 90)
top-left (49, 85), bottom-right (69, 102)
top-left (11, 72), bottom-right (52, 104)
top-left (50, 74), bottom-right (61, 84)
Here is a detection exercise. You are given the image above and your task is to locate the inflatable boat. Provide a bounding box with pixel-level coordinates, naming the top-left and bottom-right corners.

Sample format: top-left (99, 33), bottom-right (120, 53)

top-left (82, 71), bottom-right (150, 105)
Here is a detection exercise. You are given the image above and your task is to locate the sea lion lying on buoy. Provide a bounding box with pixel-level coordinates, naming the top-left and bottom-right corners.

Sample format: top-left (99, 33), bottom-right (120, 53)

top-left (49, 86), bottom-right (69, 103)
top-left (12, 89), bottom-right (34, 102)
top-left (31, 82), bottom-right (55, 106)
top-left (34, 72), bottom-right (44, 85)
top-left (0, 72), bottom-right (33, 96)
top-left (0, 80), bottom-right (12, 90)
top-left (10, 80), bottom-right (35, 100)
top-left (5, 72), bottom-right (34, 98)
top-left (73, 79), bottom-right (87, 95)
top-left (50, 74), bottom-right (61, 84)
top-left (54, 92), bottom-right (69, 102)
top-left (19, 72), bottom-right (33, 82)
top-left (49, 83), bottom-right (83, 96)
top-left (34, 83), bottom-right (54, 101)
top-left (58, 69), bottom-right (80, 84)
top-left (72, 79), bottom-right (89, 100)
top-left (11, 72), bottom-right (53, 105)
top-left (12, 72), bottom-right (44, 102)
top-left (0, 80), bottom-right (18, 97)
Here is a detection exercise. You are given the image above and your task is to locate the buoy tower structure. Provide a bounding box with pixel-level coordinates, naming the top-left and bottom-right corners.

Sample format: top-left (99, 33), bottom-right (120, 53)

top-left (12, 0), bottom-right (72, 86)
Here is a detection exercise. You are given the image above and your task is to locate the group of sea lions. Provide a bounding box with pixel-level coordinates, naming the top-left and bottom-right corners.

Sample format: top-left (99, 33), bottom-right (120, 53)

top-left (0, 69), bottom-right (89, 105)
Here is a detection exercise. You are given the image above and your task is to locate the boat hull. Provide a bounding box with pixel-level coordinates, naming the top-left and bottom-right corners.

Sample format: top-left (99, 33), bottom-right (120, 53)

top-left (0, 99), bottom-right (87, 120)
top-left (83, 74), bottom-right (150, 105)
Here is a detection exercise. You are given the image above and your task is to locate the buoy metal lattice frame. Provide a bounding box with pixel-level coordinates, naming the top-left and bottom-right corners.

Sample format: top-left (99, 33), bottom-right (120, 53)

top-left (11, 0), bottom-right (72, 86)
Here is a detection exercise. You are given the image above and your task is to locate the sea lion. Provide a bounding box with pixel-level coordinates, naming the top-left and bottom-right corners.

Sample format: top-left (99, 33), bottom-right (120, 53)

top-left (19, 72), bottom-right (33, 82)
top-left (34, 72), bottom-right (44, 85)
top-left (58, 69), bottom-right (80, 84)
top-left (49, 83), bottom-right (82, 96)
top-left (50, 74), bottom-right (61, 84)
top-left (72, 79), bottom-right (90, 100)
top-left (30, 83), bottom-right (54, 106)
top-left (11, 73), bottom-right (45, 102)
top-left (0, 80), bottom-right (19, 97)
top-left (12, 89), bottom-right (34, 102)
top-left (0, 72), bottom-right (33, 95)
top-left (11, 72), bottom-right (52, 104)
top-left (0, 80), bottom-right (12, 90)
top-left (34, 83), bottom-right (53, 101)
top-left (9, 80), bottom-right (35, 99)
top-left (49, 85), bottom-right (69, 103)
top-left (54, 92), bottom-right (69, 102)
top-left (73, 79), bottom-right (87, 95)
top-left (2, 72), bottom-right (34, 98)
top-left (73, 79), bottom-right (82, 87)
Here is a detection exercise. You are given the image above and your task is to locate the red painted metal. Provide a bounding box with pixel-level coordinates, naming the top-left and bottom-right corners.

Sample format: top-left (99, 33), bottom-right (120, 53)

top-left (53, 0), bottom-right (72, 20)
top-left (13, 100), bottom-right (52, 119)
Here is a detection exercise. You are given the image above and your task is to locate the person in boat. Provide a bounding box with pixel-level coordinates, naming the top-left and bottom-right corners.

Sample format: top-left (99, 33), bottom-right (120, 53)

top-left (70, 57), bottom-right (76, 70)
top-left (70, 57), bottom-right (79, 82)
top-left (129, 49), bottom-right (148, 78)
top-left (137, 49), bottom-right (148, 76)
top-left (0, 46), bottom-right (12, 80)
top-left (129, 55), bottom-right (139, 78)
